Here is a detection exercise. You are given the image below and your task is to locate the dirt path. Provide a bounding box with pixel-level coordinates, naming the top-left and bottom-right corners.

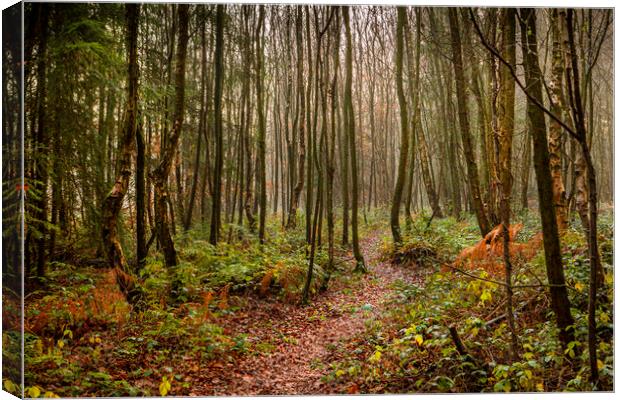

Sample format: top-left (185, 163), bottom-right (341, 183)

top-left (190, 231), bottom-right (424, 396)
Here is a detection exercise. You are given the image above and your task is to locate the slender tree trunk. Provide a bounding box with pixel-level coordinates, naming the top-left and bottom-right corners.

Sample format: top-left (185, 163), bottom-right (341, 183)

top-left (136, 116), bottom-right (146, 271)
top-left (324, 8), bottom-right (339, 289)
top-left (151, 4), bottom-right (189, 266)
top-left (520, 130), bottom-right (532, 210)
top-left (343, 6), bottom-right (365, 272)
top-left (496, 8), bottom-right (519, 361)
top-left (565, 9), bottom-right (602, 386)
top-left (305, 7), bottom-right (314, 245)
top-left (549, 9), bottom-right (569, 230)
top-left (448, 9), bottom-right (490, 237)
top-left (390, 7), bottom-right (410, 245)
top-left (404, 10), bottom-right (422, 227)
top-left (256, 5), bottom-right (267, 244)
top-left (34, 4), bottom-right (50, 279)
top-left (209, 4), bottom-right (225, 245)
top-left (287, 7), bottom-right (306, 230)
top-left (184, 15), bottom-right (208, 231)
top-left (101, 4), bottom-right (142, 305)
top-left (517, 7), bottom-right (575, 350)
top-left (416, 105), bottom-right (442, 218)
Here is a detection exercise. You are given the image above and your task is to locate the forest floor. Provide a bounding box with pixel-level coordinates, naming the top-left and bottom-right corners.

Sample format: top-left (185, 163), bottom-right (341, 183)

top-left (185, 230), bottom-right (426, 395)
top-left (16, 211), bottom-right (614, 396)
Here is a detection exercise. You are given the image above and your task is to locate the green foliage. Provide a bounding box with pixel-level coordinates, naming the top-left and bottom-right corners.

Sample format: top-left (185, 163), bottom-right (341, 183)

top-left (324, 211), bottom-right (614, 393)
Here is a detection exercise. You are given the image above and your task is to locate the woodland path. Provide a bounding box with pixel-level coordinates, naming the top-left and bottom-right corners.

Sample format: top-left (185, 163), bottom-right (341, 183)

top-left (189, 231), bottom-right (425, 396)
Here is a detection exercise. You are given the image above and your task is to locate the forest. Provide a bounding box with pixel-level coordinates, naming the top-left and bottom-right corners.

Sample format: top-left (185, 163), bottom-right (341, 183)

top-left (1, 2), bottom-right (614, 396)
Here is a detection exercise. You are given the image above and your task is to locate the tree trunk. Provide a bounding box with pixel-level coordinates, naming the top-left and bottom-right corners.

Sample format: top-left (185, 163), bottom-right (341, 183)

top-left (343, 6), bottom-right (366, 272)
top-left (548, 9), bottom-right (569, 230)
top-left (287, 7), bottom-right (306, 230)
top-left (518, 7), bottom-right (575, 350)
top-left (136, 116), bottom-right (146, 271)
top-left (101, 4), bottom-right (142, 305)
top-left (151, 4), bottom-right (189, 266)
top-left (255, 5), bottom-right (267, 244)
top-left (34, 3), bottom-right (50, 279)
top-left (448, 8), bottom-right (490, 237)
top-left (390, 7), bottom-right (410, 245)
top-left (497, 8), bottom-right (518, 361)
top-left (565, 9), bottom-right (602, 386)
top-left (209, 4), bottom-right (225, 245)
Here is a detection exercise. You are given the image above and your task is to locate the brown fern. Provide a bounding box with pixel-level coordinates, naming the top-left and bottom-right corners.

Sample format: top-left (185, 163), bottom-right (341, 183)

top-left (260, 270), bottom-right (274, 296)
top-left (218, 284), bottom-right (230, 310)
top-left (455, 223), bottom-right (541, 276)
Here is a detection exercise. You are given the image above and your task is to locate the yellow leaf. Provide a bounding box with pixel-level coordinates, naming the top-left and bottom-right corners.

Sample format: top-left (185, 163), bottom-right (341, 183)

top-left (57, 340), bottom-right (64, 350)
top-left (28, 386), bottom-right (41, 398)
top-left (470, 327), bottom-right (479, 337)
top-left (335, 369), bottom-right (345, 378)
top-left (3, 379), bottom-right (17, 393)
top-left (43, 392), bottom-right (60, 398)
top-left (88, 337), bottom-right (95, 344)
top-left (159, 377), bottom-right (172, 396)
top-left (575, 282), bottom-right (584, 292)
top-left (414, 334), bottom-right (424, 346)
top-left (480, 290), bottom-right (492, 304)
top-left (597, 359), bottom-right (604, 370)
top-left (524, 370), bottom-right (533, 380)
top-left (369, 350), bottom-right (382, 363)
top-left (536, 382), bottom-right (544, 391)
top-left (600, 312), bottom-right (610, 324)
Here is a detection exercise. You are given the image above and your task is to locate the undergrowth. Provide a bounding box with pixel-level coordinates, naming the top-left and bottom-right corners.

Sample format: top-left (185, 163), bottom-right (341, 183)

top-left (323, 210), bottom-right (614, 393)
top-left (18, 216), bottom-right (333, 397)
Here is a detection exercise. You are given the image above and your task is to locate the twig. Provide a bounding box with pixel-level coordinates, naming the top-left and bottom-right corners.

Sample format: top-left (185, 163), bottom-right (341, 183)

top-left (468, 8), bottom-right (580, 141)
top-left (431, 255), bottom-right (575, 291)
top-left (485, 293), bottom-right (540, 327)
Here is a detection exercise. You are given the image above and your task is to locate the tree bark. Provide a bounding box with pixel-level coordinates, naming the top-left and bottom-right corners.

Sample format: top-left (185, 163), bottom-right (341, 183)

top-left (390, 7), bottom-right (410, 245)
top-left (209, 4), bottom-right (225, 245)
top-left (565, 9), bottom-right (602, 386)
top-left (151, 4), bottom-right (189, 266)
top-left (518, 7), bottom-right (575, 350)
top-left (255, 5), bottom-right (267, 244)
top-left (34, 3), bottom-right (50, 279)
top-left (343, 6), bottom-right (366, 272)
top-left (497, 8), bottom-right (519, 361)
top-left (448, 8), bottom-right (490, 237)
top-left (548, 9), bottom-right (569, 230)
top-left (101, 4), bottom-right (143, 305)
top-left (287, 7), bottom-right (306, 230)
